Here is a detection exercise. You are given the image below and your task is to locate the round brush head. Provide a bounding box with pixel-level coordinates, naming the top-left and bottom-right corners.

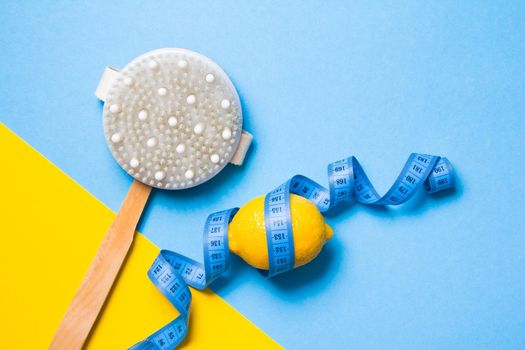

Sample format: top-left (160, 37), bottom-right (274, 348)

top-left (103, 48), bottom-right (243, 190)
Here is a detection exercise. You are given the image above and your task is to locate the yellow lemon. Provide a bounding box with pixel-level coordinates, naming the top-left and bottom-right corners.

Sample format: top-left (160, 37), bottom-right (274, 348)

top-left (228, 194), bottom-right (333, 270)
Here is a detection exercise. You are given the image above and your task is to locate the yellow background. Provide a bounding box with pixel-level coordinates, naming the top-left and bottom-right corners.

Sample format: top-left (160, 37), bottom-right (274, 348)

top-left (0, 123), bottom-right (282, 349)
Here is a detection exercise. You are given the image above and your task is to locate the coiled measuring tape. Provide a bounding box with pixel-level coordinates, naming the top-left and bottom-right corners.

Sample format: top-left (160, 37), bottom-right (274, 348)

top-left (130, 153), bottom-right (454, 350)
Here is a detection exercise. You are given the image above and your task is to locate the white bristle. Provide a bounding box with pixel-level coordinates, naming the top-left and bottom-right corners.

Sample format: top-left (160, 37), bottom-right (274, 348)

top-left (158, 87), bottom-right (167, 96)
top-left (194, 123), bottom-right (204, 135)
top-left (205, 73), bottom-right (215, 83)
top-left (146, 137), bottom-right (157, 148)
top-left (186, 94), bottom-right (196, 105)
top-left (168, 116), bottom-right (178, 127)
top-left (222, 127), bottom-right (232, 140)
top-left (130, 158), bottom-right (139, 168)
top-left (109, 104), bottom-right (120, 113)
top-left (103, 48), bottom-right (243, 190)
top-left (221, 99), bottom-right (231, 109)
top-left (149, 60), bottom-right (159, 70)
top-left (111, 133), bottom-right (122, 143)
top-left (155, 171), bottom-right (165, 181)
top-left (138, 110), bottom-right (148, 121)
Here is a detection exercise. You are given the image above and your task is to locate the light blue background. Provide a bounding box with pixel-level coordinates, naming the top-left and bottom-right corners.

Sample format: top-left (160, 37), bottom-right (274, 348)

top-left (1, 1), bottom-right (524, 349)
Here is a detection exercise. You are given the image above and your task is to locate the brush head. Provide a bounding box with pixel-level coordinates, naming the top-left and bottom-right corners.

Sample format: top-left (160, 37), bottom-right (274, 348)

top-left (102, 48), bottom-right (243, 190)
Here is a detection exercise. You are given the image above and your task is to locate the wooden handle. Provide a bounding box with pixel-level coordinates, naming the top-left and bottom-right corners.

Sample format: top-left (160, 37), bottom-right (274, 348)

top-left (49, 180), bottom-right (152, 350)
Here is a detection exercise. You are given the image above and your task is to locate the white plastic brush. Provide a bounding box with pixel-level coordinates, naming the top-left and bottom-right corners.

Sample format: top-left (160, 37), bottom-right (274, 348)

top-left (50, 48), bottom-right (252, 349)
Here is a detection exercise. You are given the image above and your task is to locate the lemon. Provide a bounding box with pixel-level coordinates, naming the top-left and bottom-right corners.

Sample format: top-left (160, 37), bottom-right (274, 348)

top-left (228, 194), bottom-right (333, 270)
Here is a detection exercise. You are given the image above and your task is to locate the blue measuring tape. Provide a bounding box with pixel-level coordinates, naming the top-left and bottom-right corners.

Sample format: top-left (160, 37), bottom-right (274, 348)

top-left (130, 153), bottom-right (454, 349)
